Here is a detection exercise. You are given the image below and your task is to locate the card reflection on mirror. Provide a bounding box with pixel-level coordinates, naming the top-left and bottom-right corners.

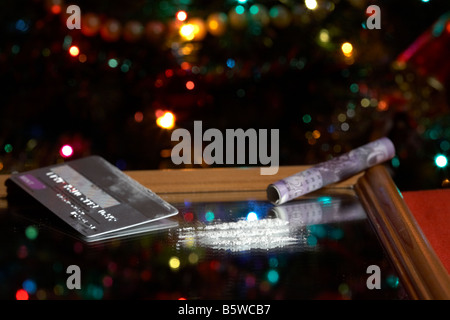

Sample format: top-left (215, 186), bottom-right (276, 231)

top-left (177, 195), bottom-right (366, 252)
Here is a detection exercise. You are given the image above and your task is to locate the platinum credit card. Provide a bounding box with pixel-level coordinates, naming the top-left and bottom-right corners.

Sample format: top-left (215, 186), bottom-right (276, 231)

top-left (7, 156), bottom-right (178, 241)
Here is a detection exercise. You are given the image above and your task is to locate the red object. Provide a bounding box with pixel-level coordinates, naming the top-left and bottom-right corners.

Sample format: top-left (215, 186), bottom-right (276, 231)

top-left (15, 289), bottom-right (29, 300)
top-left (396, 12), bottom-right (450, 85)
top-left (402, 189), bottom-right (450, 273)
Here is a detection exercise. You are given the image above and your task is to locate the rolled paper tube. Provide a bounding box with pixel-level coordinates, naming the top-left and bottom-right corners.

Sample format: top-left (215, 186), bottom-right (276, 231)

top-left (267, 137), bottom-right (396, 205)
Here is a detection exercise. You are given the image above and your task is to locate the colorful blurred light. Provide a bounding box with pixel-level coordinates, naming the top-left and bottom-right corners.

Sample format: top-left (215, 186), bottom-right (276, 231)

top-left (302, 114), bottom-right (312, 124)
top-left (391, 156), bottom-right (400, 168)
top-left (69, 45), bottom-right (80, 57)
top-left (134, 111), bottom-right (144, 123)
top-left (63, 35), bottom-right (72, 50)
top-left (246, 212), bottom-right (258, 221)
top-left (377, 100), bottom-right (388, 111)
top-left (235, 5), bottom-right (245, 15)
top-left (319, 29), bottom-right (330, 43)
top-left (16, 289), bottom-right (29, 300)
top-left (267, 269), bottom-right (279, 284)
top-left (180, 61), bottom-right (191, 70)
top-left (156, 111), bottom-right (175, 129)
top-left (165, 69), bottom-right (174, 78)
top-left (176, 10), bottom-right (188, 22)
top-left (183, 212), bottom-right (194, 222)
top-left (169, 256), bottom-right (181, 269)
top-left (305, 0), bottom-right (318, 10)
top-left (78, 54), bottom-right (87, 63)
top-left (186, 80), bottom-right (195, 90)
top-left (206, 12), bottom-right (227, 36)
top-left (22, 279), bottom-right (37, 294)
top-left (15, 19), bottom-right (29, 32)
top-left (226, 58), bottom-right (236, 68)
top-left (386, 274), bottom-right (400, 288)
top-left (25, 225), bottom-right (38, 240)
top-left (60, 144), bottom-right (73, 158)
top-left (205, 211), bottom-right (215, 222)
top-left (440, 141), bottom-right (450, 151)
top-left (108, 58), bottom-right (119, 68)
top-left (341, 42), bottom-right (353, 57)
top-left (435, 155), bottom-right (448, 168)
top-left (180, 24), bottom-right (196, 41)
top-left (188, 252), bottom-right (199, 264)
top-left (51, 5), bottom-right (62, 14)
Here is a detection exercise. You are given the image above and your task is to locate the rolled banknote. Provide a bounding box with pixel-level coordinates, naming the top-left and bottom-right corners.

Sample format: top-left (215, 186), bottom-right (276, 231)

top-left (270, 196), bottom-right (366, 226)
top-left (267, 137), bottom-right (395, 205)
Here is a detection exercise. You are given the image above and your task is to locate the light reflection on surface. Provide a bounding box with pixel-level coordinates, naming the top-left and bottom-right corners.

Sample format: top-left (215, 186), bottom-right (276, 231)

top-left (177, 193), bottom-right (366, 252)
top-left (2, 190), bottom-right (407, 299)
top-left (178, 217), bottom-right (300, 251)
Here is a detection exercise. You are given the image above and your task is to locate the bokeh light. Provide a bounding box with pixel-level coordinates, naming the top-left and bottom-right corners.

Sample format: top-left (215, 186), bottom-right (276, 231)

top-left (156, 111), bottom-right (175, 129)
top-left (134, 111), bottom-right (144, 123)
top-left (435, 154), bottom-right (448, 168)
top-left (78, 54), bottom-right (87, 63)
top-left (302, 114), bottom-right (312, 124)
top-left (267, 269), bottom-right (279, 284)
top-left (59, 144), bottom-right (73, 158)
top-left (246, 211), bottom-right (258, 221)
top-left (108, 58), bottom-right (119, 68)
top-left (305, 0), bottom-right (318, 10)
top-left (186, 80), bottom-right (195, 90)
top-left (4, 143), bottom-right (13, 153)
top-left (205, 211), bottom-right (215, 222)
top-left (176, 10), bottom-right (187, 22)
top-left (16, 289), bottom-right (29, 300)
top-left (319, 29), bottom-right (330, 43)
top-left (226, 58), bottom-right (236, 68)
top-left (50, 5), bottom-right (62, 14)
top-left (22, 279), bottom-right (37, 294)
top-left (188, 252), bottom-right (199, 264)
top-left (25, 225), bottom-right (38, 240)
top-left (180, 24), bottom-right (196, 41)
top-left (169, 256), bottom-right (181, 269)
top-left (69, 45), bottom-right (79, 57)
top-left (183, 212), bottom-right (194, 222)
top-left (235, 5), bottom-right (245, 15)
top-left (341, 42), bottom-right (353, 57)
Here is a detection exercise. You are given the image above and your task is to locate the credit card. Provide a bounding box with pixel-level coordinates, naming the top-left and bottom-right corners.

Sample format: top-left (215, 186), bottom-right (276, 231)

top-left (6, 156), bottom-right (179, 241)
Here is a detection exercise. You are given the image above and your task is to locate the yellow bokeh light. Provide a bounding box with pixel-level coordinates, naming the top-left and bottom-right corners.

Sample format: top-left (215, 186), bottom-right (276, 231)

top-left (188, 252), bottom-right (199, 264)
top-left (169, 256), bottom-right (181, 269)
top-left (180, 24), bottom-right (196, 41)
top-left (361, 98), bottom-right (370, 108)
top-left (319, 29), bottom-right (330, 43)
top-left (206, 13), bottom-right (227, 36)
top-left (305, 0), bottom-right (318, 10)
top-left (179, 19), bottom-right (206, 41)
top-left (208, 20), bottom-right (219, 31)
top-left (156, 111), bottom-right (175, 129)
top-left (341, 42), bottom-right (353, 57)
top-left (69, 45), bottom-right (80, 57)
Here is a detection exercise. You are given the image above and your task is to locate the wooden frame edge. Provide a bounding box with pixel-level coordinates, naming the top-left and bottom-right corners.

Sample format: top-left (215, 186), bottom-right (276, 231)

top-left (355, 165), bottom-right (450, 300)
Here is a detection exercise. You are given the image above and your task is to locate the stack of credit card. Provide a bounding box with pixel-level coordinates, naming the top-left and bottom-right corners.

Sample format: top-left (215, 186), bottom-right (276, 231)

top-left (5, 156), bottom-right (179, 242)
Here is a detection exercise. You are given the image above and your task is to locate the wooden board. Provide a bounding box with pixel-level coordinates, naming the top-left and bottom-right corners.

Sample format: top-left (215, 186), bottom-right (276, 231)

top-left (0, 165), bottom-right (361, 206)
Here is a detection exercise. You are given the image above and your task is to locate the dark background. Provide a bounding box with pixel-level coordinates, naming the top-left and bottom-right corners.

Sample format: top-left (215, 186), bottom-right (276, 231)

top-left (1, 0), bottom-right (449, 191)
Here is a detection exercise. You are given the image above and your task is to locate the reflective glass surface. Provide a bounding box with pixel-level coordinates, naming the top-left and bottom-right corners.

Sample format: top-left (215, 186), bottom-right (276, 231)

top-left (0, 189), bottom-right (408, 300)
